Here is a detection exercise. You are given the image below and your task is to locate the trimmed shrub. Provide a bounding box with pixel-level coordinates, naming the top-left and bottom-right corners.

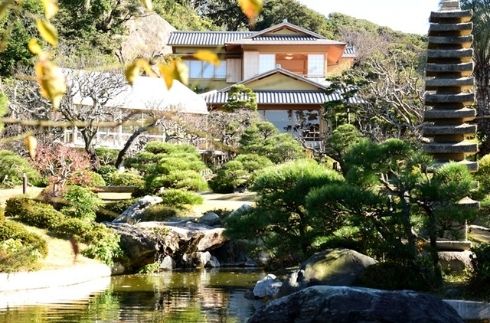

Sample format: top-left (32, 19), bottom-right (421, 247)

top-left (0, 220), bottom-right (48, 272)
top-left (144, 142), bottom-right (197, 155)
top-left (61, 186), bottom-right (102, 222)
top-left (140, 204), bottom-right (178, 221)
top-left (0, 150), bottom-right (42, 188)
top-left (160, 189), bottom-right (203, 208)
top-left (6, 197), bottom-right (64, 229)
top-left (209, 154), bottom-right (273, 193)
top-left (82, 224), bottom-right (122, 266)
top-left (97, 165), bottom-right (118, 183)
top-left (0, 220), bottom-right (48, 257)
top-left (50, 217), bottom-right (92, 240)
top-left (108, 171), bottom-right (145, 187)
top-left (69, 170), bottom-right (106, 187)
top-left (0, 208), bottom-right (4, 223)
top-left (126, 142), bottom-right (208, 194)
top-left (148, 170), bottom-right (208, 192)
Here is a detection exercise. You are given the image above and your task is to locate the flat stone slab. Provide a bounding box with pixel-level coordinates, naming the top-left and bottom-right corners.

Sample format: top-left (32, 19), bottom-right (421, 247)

top-left (445, 300), bottom-right (490, 320)
top-left (430, 10), bottom-right (472, 20)
top-left (429, 23), bottom-right (472, 32)
top-left (424, 108), bottom-right (476, 120)
top-left (424, 141), bottom-right (478, 154)
top-left (426, 77), bottom-right (474, 88)
top-left (423, 124), bottom-right (476, 135)
top-left (427, 49), bottom-right (473, 59)
top-left (436, 240), bottom-right (472, 251)
top-left (428, 35), bottom-right (473, 45)
top-left (426, 62), bottom-right (473, 74)
top-left (425, 93), bottom-right (475, 103)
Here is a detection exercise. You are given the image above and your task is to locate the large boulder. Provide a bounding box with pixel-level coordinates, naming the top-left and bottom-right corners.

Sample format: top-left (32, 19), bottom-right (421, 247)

top-left (198, 212), bottom-right (221, 227)
top-left (279, 249), bottom-right (377, 297)
top-left (120, 13), bottom-right (175, 62)
top-left (106, 221), bottom-right (228, 272)
top-left (249, 286), bottom-right (463, 323)
top-left (438, 251), bottom-right (473, 274)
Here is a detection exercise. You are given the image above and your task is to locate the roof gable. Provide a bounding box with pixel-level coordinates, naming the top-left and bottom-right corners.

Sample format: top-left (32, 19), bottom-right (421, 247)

top-left (250, 22), bottom-right (326, 40)
top-left (222, 68), bottom-right (327, 92)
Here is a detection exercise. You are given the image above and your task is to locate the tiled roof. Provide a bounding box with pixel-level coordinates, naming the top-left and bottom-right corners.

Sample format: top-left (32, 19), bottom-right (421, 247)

top-left (168, 31), bottom-right (254, 46)
top-left (168, 31), bottom-right (355, 56)
top-left (202, 90), bottom-right (364, 105)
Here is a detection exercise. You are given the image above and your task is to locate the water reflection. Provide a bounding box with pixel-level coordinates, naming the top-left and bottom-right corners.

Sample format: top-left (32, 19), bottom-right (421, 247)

top-left (0, 269), bottom-right (264, 323)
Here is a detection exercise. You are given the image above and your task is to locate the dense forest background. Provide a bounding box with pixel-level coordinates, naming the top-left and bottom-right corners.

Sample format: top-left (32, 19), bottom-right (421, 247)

top-left (0, 0), bottom-right (426, 77)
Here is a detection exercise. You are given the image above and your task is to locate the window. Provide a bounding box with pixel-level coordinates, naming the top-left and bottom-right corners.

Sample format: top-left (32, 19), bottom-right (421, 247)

top-left (259, 54), bottom-right (276, 74)
top-left (308, 54), bottom-right (325, 78)
top-left (184, 60), bottom-right (227, 79)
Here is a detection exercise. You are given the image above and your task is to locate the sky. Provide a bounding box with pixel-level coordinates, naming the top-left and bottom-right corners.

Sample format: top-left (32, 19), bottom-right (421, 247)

top-left (298, 0), bottom-right (441, 35)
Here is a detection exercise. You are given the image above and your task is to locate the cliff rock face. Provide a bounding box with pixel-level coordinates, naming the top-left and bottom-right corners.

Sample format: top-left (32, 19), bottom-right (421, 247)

top-left (120, 13), bottom-right (175, 62)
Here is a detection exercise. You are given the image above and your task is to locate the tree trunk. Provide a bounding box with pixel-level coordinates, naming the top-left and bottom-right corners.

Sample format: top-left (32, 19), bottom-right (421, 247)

top-left (401, 192), bottom-right (417, 261)
top-left (115, 123), bottom-right (156, 169)
top-left (427, 209), bottom-right (442, 286)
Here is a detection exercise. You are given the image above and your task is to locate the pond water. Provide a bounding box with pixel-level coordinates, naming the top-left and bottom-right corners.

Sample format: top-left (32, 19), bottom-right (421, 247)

top-left (0, 269), bottom-right (265, 322)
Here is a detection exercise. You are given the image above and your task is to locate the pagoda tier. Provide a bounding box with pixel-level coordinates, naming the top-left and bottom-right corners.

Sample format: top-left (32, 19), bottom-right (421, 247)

top-left (423, 0), bottom-right (478, 171)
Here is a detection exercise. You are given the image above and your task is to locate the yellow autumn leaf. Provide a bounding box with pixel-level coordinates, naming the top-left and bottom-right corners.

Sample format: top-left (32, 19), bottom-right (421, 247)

top-left (193, 50), bottom-right (220, 66)
top-left (41, 0), bottom-right (58, 19)
top-left (36, 18), bottom-right (58, 47)
top-left (28, 38), bottom-right (42, 55)
top-left (238, 0), bottom-right (263, 22)
top-left (125, 61), bottom-right (140, 86)
top-left (125, 59), bottom-right (155, 85)
top-left (140, 0), bottom-right (152, 11)
top-left (35, 59), bottom-right (66, 109)
top-left (158, 60), bottom-right (189, 89)
top-left (23, 135), bottom-right (38, 159)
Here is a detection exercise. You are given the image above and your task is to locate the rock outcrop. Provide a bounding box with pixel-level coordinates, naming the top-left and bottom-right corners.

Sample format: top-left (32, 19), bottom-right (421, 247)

top-left (249, 286), bottom-right (463, 323)
top-left (280, 249), bottom-right (377, 296)
top-left (120, 13), bottom-right (175, 62)
top-left (439, 251), bottom-right (473, 274)
top-left (106, 221), bottom-right (227, 272)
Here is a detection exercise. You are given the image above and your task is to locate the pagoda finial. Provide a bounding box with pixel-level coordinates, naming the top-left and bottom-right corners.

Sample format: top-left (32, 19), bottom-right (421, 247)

top-left (439, 0), bottom-right (461, 11)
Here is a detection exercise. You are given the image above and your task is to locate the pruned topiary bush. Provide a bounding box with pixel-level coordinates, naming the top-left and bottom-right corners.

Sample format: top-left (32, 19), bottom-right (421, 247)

top-left (6, 197), bottom-right (64, 229)
top-left (126, 142), bottom-right (209, 194)
top-left (140, 204), bottom-right (178, 221)
top-left (160, 189), bottom-right (203, 208)
top-left (209, 154), bottom-right (273, 193)
top-left (0, 150), bottom-right (42, 188)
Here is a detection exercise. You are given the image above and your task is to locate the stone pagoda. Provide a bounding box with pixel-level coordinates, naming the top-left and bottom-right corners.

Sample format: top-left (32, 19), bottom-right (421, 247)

top-left (423, 0), bottom-right (478, 171)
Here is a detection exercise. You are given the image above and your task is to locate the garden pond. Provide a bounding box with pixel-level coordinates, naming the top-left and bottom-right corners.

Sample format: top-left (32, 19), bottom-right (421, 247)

top-left (0, 269), bottom-right (265, 322)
